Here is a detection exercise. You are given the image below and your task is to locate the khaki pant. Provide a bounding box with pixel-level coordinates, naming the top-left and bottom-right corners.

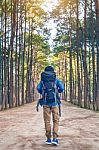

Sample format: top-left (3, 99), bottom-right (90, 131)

top-left (43, 105), bottom-right (59, 138)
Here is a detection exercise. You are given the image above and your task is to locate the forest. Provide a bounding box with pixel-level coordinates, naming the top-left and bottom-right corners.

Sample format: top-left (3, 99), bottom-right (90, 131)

top-left (0, 0), bottom-right (99, 111)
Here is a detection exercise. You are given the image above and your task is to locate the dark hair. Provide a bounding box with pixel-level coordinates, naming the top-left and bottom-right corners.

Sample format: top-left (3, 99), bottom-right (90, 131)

top-left (45, 66), bottom-right (54, 72)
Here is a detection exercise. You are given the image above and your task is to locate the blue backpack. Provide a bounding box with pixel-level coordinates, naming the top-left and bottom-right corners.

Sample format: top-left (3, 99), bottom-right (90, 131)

top-left (41, 71), bottom-right (57, 104)
top-left (36, 71), bottom-right (61, 116)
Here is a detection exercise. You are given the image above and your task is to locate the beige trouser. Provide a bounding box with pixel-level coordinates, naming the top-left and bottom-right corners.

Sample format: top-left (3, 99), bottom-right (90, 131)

top-left (43, 105), bottom-right (59, 138)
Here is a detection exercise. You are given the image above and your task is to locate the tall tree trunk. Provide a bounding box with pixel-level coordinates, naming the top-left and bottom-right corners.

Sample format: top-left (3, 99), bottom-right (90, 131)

top-left (69, 8), bottom-right (73, 103)
top-left (3, 0), bottom-right (8, 109)
top-left (91, 0), bottom-right (96, 110)
top-left (95, 0), bottom-right (99, 110)
top-left (69, 48), bottom-right (73, 103)
top-left (83, 0), bottom-right (88, 108)
top-left (1, 8), bottom-right (4, 109)
top-left (64, 51), bottom-right (67, 101)
top-left (15, 0), bottom-right (18, 107)
top-left (26, 17), bottom-right (31, 103)
top-left (0, 11), bottom-right (2, 106)
top-left (7, 13), bottom-right (10, 108)
top-left (88, 47), bottom-right (91, 108)
top-left (76, 0), bottom-right (82, 107)
top-left (10, 0), bottom-right (17, 108)
top-left (74, 54), bottom-right (77, 101)
top-left (29, 20), bottom-right (34, 102)
top-left (22, 1), bottom-right (26, 105)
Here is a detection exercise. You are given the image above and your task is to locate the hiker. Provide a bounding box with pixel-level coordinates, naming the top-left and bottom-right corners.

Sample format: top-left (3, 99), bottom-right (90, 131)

top-left (36, 66), bottom-right (64, 145)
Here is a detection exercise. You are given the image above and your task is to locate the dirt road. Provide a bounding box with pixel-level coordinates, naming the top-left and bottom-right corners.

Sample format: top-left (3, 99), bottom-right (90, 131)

top-left (0, 101), bottom-right (99, 150)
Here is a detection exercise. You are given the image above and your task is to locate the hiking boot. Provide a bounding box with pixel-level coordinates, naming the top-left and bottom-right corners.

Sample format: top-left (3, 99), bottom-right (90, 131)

top-left (52, 138), bottom-right (59, 145)
top-left (45, 138), bottom-right (52, 145)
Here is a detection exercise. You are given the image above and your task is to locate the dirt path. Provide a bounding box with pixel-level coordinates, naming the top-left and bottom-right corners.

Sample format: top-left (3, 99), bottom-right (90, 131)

top-left (0, 101), bottom-right (99, 150)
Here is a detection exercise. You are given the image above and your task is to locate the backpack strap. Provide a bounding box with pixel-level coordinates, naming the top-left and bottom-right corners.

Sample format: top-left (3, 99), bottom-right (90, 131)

top-left (54, 80), bottom-right (57, 103)
top-left (41, 81), bottom-right (47, 103)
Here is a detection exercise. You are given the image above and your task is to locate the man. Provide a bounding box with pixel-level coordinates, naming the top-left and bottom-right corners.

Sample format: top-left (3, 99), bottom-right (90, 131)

top-left (37, 66), bottom-right (64, 145)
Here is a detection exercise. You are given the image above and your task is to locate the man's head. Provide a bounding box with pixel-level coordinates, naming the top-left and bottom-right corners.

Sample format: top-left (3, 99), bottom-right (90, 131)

top-left (44, 66), bottom-right (54, 72)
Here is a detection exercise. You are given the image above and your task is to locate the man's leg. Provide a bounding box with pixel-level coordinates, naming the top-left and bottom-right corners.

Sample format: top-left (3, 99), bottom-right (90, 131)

top-left (52, 106), bottom-right (59, 138)
top-left (43, 105), bottom-right (51, 138)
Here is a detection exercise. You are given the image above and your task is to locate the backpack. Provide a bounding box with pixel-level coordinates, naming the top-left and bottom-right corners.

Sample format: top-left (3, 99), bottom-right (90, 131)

top-left (36, 71), bottom-right (61, 116)
top-left (41, 71), bottom-right (58, 104)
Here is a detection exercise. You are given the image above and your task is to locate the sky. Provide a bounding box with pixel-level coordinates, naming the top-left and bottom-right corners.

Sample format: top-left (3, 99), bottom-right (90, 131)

top-left (41, 0), bottom-right (59, 62)
top-left (42, 0), bottom-right (58, 13)
top-left (41, 0), bottom-right (58, 48)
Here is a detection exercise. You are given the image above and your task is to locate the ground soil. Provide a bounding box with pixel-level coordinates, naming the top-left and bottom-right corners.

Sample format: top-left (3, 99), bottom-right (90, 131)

top-left (0, 101), bottom-right (99, 150)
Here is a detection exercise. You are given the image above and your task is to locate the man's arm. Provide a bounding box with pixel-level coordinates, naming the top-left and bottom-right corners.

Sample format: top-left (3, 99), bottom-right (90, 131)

top-left (37, 81), bottom-right (43, 94)
top-left (56, 79), bottom-right (64, 93)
